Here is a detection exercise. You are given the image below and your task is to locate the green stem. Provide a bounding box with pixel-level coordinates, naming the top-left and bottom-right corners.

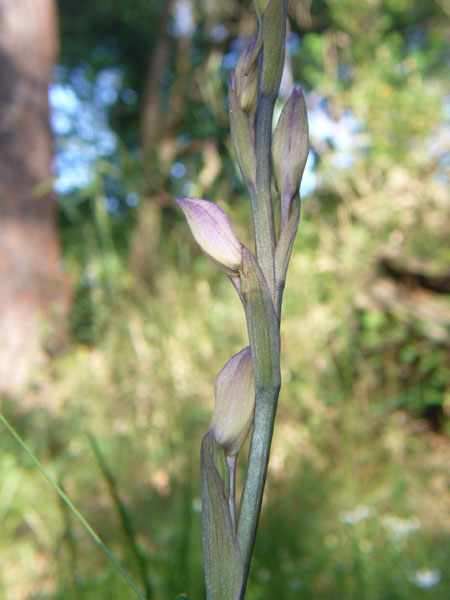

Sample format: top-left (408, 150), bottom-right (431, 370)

top-left (236, 248), bottom-right (281, 598)
top-left (236, 4), bottom-right (288, 592)
top-left (237, 58), bottom-right (279, 600)
top-left (237, 384), bottom-right (280, 598)
top-left (88, 434), bottom-right (153, 599)
top-left (227, 455), bottom-right (238, 530)
top-left (253, 92), bottom-right (276, 294)
top-left (236, 88), bottom-right (277, 600)
top-left (211, 3), bottom-right (290, 598)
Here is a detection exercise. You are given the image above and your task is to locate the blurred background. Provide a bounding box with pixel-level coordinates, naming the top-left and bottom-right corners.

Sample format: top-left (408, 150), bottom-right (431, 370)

top-left (0, 0), bottom-right (449, 598)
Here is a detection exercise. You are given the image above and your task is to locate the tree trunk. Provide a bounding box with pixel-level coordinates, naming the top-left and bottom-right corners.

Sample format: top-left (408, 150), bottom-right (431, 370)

top-left (0, 0), bottom-right (65, 396)
top-left (140, 0), bottom-right (174, 162)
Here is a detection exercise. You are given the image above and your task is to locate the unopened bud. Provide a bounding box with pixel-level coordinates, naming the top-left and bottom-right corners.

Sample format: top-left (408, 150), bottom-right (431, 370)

top-left (176, 197), bottom-right (243, 274)
top-left (272, 86), bottom-right (309, 227)
top-left (209, 347), bottom-right (255, 456)
top-left (234, 37), bottom-right (260, 114)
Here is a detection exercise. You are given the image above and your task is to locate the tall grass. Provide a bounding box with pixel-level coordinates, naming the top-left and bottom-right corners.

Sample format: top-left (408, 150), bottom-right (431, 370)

top-left (1, 187), bottom-right (448, 598)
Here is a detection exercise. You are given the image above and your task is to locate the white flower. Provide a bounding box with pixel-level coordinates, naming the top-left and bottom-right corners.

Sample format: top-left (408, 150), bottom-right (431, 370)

top-left (408, 568), bottom-right (441, 590)
top-left (339, 504), bottom-right (374, 525)
top-left (381, 515), bottom-right (421, 539)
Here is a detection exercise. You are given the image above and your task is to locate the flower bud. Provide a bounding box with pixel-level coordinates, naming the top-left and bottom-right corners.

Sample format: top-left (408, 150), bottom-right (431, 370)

top-left (209, 347), bottom-right (255, 456)
top-left (234, 37), bottom-right (260, 115)
top-left (272, 86), bottom-right (309, 228)
top-left (176, 197), bottom-right (243, 274)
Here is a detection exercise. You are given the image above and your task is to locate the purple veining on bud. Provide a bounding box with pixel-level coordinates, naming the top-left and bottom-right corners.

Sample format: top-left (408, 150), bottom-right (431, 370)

top-left (272, 85), bottom-right (309, 230)
top-left (176, 197), bottom-right (243, 274)
top-left (209, 346), bottom-right (255, 456)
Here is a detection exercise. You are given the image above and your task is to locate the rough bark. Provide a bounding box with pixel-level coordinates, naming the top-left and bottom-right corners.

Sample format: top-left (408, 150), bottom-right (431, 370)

top-left (0, 0), bottom-right (65, 396)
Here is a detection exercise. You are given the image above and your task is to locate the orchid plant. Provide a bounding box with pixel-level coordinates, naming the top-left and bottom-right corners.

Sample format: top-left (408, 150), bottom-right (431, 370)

top-left (176, 1), bottom-right (309, 598)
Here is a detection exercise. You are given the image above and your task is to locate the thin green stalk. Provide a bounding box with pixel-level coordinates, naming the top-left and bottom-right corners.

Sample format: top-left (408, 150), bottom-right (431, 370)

top-left (88, 433), bottom-right (153, 599)
top-left (236, 2), bottom-right (289, 594)
top-left (237, 385), bottom-right (279, 597)
top-left (185, 3), bottom-right (299, 598)
top-left (0, 413), bottom-right (145, 600)
top-left (58, 483), bottom-right (82, 597)
top-left (253, 92), bottom-right (276, 294)
top-left (227, 455), bottom-right (238, 530)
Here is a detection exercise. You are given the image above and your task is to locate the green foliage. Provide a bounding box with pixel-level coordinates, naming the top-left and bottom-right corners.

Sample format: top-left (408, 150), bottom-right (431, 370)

top-left (57, 0), bottom-right (161, 142)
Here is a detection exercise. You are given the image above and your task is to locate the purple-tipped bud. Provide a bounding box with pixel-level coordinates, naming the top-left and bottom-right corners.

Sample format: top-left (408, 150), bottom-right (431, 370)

top-left (176, 197), bottom-right (243, 274)
top-left (209, 347), bottom-right (255, 456)
top-left (272, 86), bottom-right (309, 228)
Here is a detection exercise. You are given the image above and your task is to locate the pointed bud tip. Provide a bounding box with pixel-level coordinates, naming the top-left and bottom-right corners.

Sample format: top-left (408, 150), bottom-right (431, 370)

top-left (209, 346), bottom-right (255, 456)
top-left (176, 197), bottom-right (243, 274)
top-left (272, 84), bottom-right (309, 205)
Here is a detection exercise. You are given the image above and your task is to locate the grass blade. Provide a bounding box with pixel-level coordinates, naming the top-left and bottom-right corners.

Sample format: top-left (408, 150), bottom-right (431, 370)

top-left (88, 433), bottom-right (153, 598)
top-left (0, 412), bottom-right (145, 600)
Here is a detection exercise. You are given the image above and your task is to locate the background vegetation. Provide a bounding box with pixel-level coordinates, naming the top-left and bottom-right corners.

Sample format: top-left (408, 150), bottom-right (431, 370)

top-left (1, 0), bottom-right (449, 598)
